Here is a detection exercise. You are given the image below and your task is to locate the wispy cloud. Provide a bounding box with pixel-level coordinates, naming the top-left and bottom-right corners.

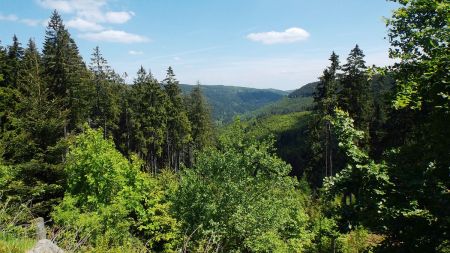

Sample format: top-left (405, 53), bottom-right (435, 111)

top-left (0, 14), bottom-right (18, 21)
top-left (104, 11), bottom-right (134, 24)
top-left (80, 30), bottom-right (150, 43)
top-left (36, 0), bottom-right (146, 43)
top-left (129, 50), bottom-right (144, 55)
top-left (247, 27), bottom-right (310, 45)
top-left (66, 18), bottom-right (103, 31)
top-left (0, 13), bottom-right (42, 26)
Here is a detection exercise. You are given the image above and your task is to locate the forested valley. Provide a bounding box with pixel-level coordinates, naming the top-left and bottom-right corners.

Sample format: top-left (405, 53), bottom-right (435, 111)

top-left (0, 0), bottom-right (448, 252)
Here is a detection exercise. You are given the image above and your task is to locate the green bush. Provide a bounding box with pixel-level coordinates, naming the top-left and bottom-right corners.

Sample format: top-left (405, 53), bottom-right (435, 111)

top-left (51, 126), bottom-right (180, 252)
top-left (173, 121), bottom-right (315, 252)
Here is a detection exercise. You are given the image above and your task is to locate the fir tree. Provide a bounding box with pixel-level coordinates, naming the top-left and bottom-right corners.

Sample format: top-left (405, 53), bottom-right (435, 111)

top-left (162, 67), bottom-right (191, 171)
top-left (42, 10), bottom-right (91, 132)
top-left (339, 45), bottom-right (372, 131)
top-left (4, 35), bottom-right (24, 88)
top-left (130, 67), bottom-right (168, 173)
top-left (1, 38), bottom-right (67, 217)
top-left (88, 46), bottom-right (119, 138)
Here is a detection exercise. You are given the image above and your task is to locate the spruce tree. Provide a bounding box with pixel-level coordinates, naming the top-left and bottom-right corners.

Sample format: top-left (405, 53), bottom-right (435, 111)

top-left (88, 46), bottom-right (119, 138)
top-left (130, 67), bottom-right (168, 173)
top-left (186, 82), bottom-right (214, 165)
top-left (162, 67), bottom-right (191, 171)
top-left (1, 38), bottom-right (67, 217)
top-left (339, 45), bottom-right (372, 131)
top-left (4, 35), bottom-right (24, 88)
top-left (307, 52), bottom-right (343, 186)
top-left (42, 10), bottom-right (91, 132)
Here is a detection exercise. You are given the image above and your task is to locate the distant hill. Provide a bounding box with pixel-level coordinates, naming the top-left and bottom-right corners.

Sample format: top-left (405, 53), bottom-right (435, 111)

top-left (179, 84), bottom-right (289, 123)
top-left (244, 82), bottom-right (318, 118)
top-left (288, 81), bottom-right (319, 98)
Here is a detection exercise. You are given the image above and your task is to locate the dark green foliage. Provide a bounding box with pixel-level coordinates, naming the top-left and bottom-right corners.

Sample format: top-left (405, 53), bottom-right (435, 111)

top-left (88, 46), bottom-right (120, 138)
top-left (129, 67), bottom-right (168, 173)
top-left (305, 52), bottom-right (345, 188)
top-left (0, 38), bottom-right (67, 217)
top-left (379, 0), bottom-right (450, 250)
top-left (162, 67), bottom-right (191, 171)
top-left (339, 45), bottom-right (372, 133)
top-left (185, 83), bottom-right (215, 164)
top-left (245, 111), bottom-right (313, 178)
top-left (4, 35), bottom-right (24, 89)
top-left (42, 10), bottom-right (91, 131)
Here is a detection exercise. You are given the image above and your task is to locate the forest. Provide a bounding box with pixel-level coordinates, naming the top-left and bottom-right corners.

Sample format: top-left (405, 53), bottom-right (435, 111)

top-left (0, 0), bottom-right (448, 252)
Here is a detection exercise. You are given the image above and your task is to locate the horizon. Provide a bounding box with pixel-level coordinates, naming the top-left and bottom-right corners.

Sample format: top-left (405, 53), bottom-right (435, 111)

top-left (0, 0), bottom-right (397, 90)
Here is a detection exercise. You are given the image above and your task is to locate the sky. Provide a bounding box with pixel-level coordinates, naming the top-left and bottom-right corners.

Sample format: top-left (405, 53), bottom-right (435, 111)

top-left (0, 0), bottom-right (398, 90)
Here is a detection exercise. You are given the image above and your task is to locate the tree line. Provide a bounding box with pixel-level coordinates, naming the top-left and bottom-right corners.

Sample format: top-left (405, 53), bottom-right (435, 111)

top-left (0, 10), bottom-right (214, 217)
top-left (304, 0), bottom-right (449, 251)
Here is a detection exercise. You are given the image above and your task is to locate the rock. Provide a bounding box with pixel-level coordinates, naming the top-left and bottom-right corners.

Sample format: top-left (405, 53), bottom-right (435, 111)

top-left (27, 239), bottom-right (64, 253)
top-left (33, 217), bottom-right (47, 240)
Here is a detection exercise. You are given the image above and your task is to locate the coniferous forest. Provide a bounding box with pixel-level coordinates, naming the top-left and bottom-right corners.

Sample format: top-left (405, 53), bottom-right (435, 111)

top-left (0, 0), bottom-right (449, 252)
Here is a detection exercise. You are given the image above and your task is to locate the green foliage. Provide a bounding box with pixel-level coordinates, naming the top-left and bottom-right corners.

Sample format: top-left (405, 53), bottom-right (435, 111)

top-left (0, 238), bottom-right (35, 253)
top-left (173, 121), bottom-right (314, 252)
top-left (162, 67), bottom-right (192, 171)
top-left (185, 83), bottom-right (215, 151)
top-left (323, 109), bottom-right (391, 230)
top-left (335, 226), bottom-right (382, 253)
top-left (52, 127), bottom-right (180, 251)
top-left (246, 111), bottom-right (313, 178)
top-left (129, 67), bottom-right (168, 173)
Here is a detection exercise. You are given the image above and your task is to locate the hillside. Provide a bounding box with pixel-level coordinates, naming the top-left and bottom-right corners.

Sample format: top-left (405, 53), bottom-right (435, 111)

top-left (244, 81), bottom-right (318, 118)
top-left (245, 111), bottom-right (313, 177)
top-left (288, 81), bottom-right (318, 98)
top-left (179, 84), bottom-right (289, 123)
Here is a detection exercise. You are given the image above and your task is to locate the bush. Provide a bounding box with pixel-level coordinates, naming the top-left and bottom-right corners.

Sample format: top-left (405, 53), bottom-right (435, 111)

top-left (51, 127), bottom-right (180, 252)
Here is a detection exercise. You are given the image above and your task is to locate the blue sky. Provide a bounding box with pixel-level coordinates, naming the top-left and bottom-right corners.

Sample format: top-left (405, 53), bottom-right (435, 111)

top-left (0, 0), bottom-right (398, 90)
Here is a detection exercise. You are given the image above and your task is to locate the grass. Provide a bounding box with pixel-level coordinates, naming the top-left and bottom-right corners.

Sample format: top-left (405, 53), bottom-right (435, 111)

top-left (0, 237), bottom-right (35, 253)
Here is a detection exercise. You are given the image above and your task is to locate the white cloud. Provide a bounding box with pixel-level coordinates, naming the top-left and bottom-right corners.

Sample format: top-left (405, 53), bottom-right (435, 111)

top-left (129, 50), bottom-right (143, 55)
top-left (105, 11), bottom-right (134, 24)
top-left (0, 14), bottom-right (18, 21)
top-left (36, 0), bottom-right (147, 43)
top-left (0, 14), bottom-right (43, 27)
top-left (173, 56), bottom-right (181, 61)
top-left (36, 0), bottom-right (131, 24)
top-left (36, 0), bottom-right (74, 13)
top-left (36, 0), bottom-right (106, 14)
top-left (80, 30), bottom-right (150, 43)
top-left (67, 18), bottom-right (103, 31)
top-left (247, 27), bottom-right (310, 45)
top-left (20, 19), bottom-right (41, 26)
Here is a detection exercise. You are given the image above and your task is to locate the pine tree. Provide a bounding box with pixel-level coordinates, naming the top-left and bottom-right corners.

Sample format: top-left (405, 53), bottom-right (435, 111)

top-left (162, 67), bottom-right (191, 171)
top-left (307, 52), bottom-right (343, 186)
top-left (1, 38), bottom-right (67, 217)
top-left (42, 10), bottom-right (91, 132)
top-left (0, 39), bottom-right (20, 133)
top-left (339, 45), bottom-right (372, 131)
top-left (129, 67), bottom-right (168, 173)
top-left (88, 46), bottom-right (119, 138)
top-left (4, 35), bottom-right (24, 88)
